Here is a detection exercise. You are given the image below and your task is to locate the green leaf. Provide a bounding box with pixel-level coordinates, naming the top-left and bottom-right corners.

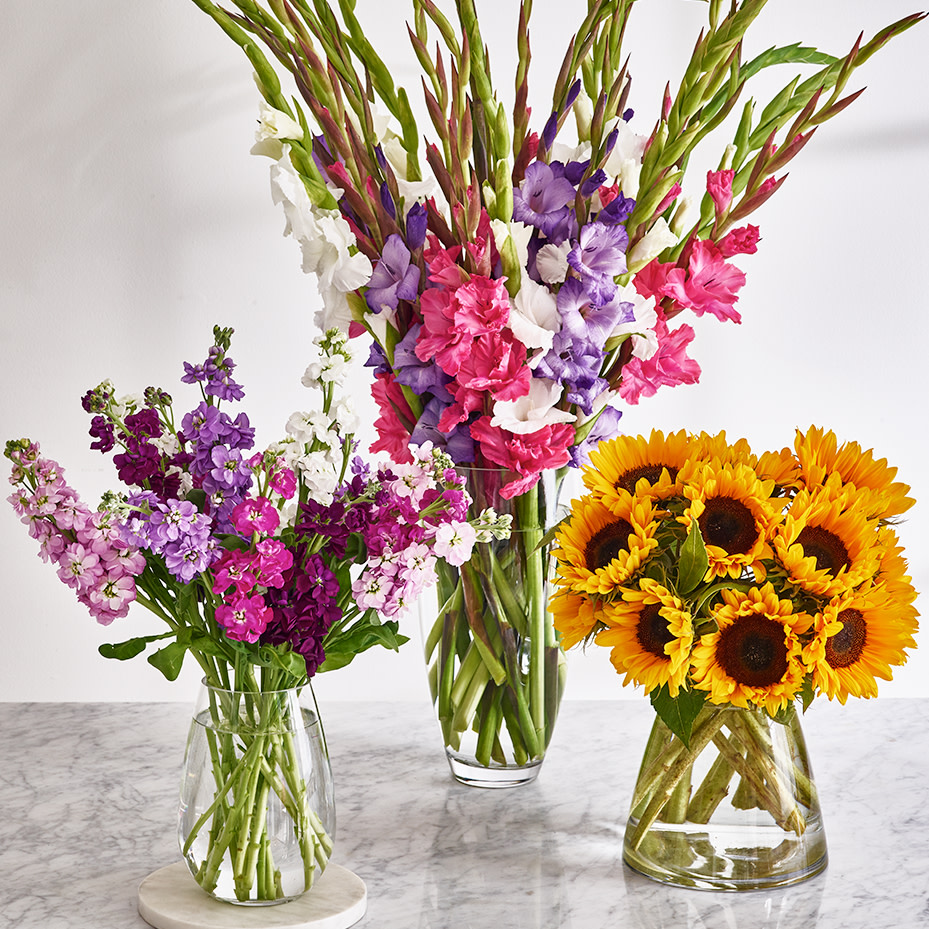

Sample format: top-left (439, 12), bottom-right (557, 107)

top-left (98, 633), bottom-right (171, 661)
top-left (676, 521), bottom-right (709, 595)
top-left (650, 685), bottom-right (707, 748)
top-left (798, 676), bottom-right (816, 713)
top-left (147, 641), bottom-right (189, 681)
top-left (318, 621), bottom-right (410, 673)
top-left (740, 44), bottom-right (837, 83)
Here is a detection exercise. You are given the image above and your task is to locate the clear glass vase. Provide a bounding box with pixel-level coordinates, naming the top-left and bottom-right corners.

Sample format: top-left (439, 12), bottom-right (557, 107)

top-left (624, 705), bottom-right (827, 890)
top-left (421, 468), bottom-right (567, 788)
top-left (178, 682), bottom-right (336, 905)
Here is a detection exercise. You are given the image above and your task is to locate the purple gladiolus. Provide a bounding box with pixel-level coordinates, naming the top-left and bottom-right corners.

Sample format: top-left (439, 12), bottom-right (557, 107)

top-left (571, 406), bottom-right (624, 467)
top-left (567, 222), bottom-right (629, 305)
top-left (365, 234), bottom-right (421, 313)
top-left (557, 278), bottom-right (635, 349)
top-left (406, 202), bottom-right (428, 251)
top-left (513, 161), bottom-right (577, 236)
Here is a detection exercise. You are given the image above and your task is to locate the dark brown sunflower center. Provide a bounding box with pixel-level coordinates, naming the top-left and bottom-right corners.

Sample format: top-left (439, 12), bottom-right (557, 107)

top-left (636, 603), bottom-right (674, 660)
top-left (796, 525), bottom-right (851, 575)
top-left (698, 497), bottom-right (757, 554)
top-left (716, 616), bottom-right (788, 687)
top-left (825, 608), bottom-right (867, 668)
top-left (616, 464), bottom-right (678, 494)
top-left (584, 519), bottom-right (633, 571)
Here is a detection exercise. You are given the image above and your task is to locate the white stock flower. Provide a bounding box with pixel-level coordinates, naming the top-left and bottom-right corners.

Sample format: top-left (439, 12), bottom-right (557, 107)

top-left (604, 119), bottom-right (648, 197)
top-left (627, 218), bottom-right (678, 272)
top-left (251, 100), bottom-right (304, 159)
top-left (330, 396), bottom-right (359, 435)
top-left (536, 242), bottom-right (571, 285)
top-left (490, 377), bottom-right (575, 435)
top-left (111, 393), bottom-right (143, 420)
top-left (433, 521), bottom-right (477, 567)
top-left (151, 432), bottom-right (181, 458)
top-left (295, 451), bottom-right (339, 505)
top-left (508, 277), bottom-right (561, 356)
top-left (286, 411), bottom-right (338, 447)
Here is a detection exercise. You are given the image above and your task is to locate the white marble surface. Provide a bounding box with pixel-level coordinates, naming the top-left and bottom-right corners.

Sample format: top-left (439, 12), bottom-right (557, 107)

top-left (0, 698), bottom-right (926, 929)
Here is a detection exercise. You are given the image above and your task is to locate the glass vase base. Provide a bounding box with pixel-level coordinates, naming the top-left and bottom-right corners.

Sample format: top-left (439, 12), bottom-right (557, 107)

top-left (138, 861), bottom-right (366, 928)
top-left (622, 820), bottom-right (828, 891)
top-left (446, 751), bottom-right (542, 789)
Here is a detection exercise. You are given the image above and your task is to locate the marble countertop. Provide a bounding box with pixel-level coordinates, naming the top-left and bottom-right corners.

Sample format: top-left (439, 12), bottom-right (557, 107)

top-left (0, 698), bottom-right (926, 929)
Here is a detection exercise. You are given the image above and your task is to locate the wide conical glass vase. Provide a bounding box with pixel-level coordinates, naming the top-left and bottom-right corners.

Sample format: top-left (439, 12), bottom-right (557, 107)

top-left (421, 468), bottom-right (566, 788)
top-left (178, 682), bottom-right (336, 905)
top-left (624, 704), bottom-right (827, 890)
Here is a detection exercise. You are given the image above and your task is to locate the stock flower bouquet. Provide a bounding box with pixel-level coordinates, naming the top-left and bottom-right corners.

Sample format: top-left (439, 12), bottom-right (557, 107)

top-left (552, 427), bottom-right (918, 888)
top-left (184, 0), bottom-right (923, 782)
top-left (6, 326), bottom-right (499, 904)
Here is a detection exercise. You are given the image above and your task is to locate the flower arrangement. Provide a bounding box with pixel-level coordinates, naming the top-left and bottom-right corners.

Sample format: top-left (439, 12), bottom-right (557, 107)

top-left (181, 0), bottom-right (924, 781)
top-left (551, 426), bottom-right (918, 877)
top-left (5, 325), bottom-right (501, 900)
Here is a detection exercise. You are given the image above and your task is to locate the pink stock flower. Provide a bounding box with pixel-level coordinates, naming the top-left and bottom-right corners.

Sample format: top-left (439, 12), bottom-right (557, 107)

top-left (211, 549), bottom-right (258, 596)
top-left (87, 571), bottom-right (137, 622)
top-left (718, 224), bottom-right (761, 257)
top-left (269, 464), bottom-right (297, 499)
top-left (470, 418), bottom-right (575, 498)
top-left (215, 593), bottom-right (271, 643)
top-left (618, 317), bottom-right (701, 405)
top-left (56, 543), bottom-right (103, 590)
top-left (370, 372), bottom-right (415, 463)
top-left (255, 538), bottom-right (293, 588)
top-left (231, 496), bottom-right (280, 536)
top-left (707, 169), bottom-right (735, 214)
top-left (432, 522), bottom-right (477, 566)
top-left (663, 239), bottom-right (746, 323)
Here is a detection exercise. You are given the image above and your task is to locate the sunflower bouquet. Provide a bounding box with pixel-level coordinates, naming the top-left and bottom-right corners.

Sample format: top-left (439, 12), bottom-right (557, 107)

top-left (551, 426), bottom-right (918, 886)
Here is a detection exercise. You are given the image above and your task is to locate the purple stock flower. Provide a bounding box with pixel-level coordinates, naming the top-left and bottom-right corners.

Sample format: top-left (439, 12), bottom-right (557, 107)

top-left (88, 415), bottom-right (115, 453)
top-left (203, 346), bottom-right (244, 401)
top-left (182, 403), bottom-right (229, 446)
top-left (204, 445), bottom-right (251, 492)
top-left (365, 234), bottom-right (421, 313)
top-left (513, 161), bottom-right (576, 235)
top-left (567, 222), bottom-right (629, 304)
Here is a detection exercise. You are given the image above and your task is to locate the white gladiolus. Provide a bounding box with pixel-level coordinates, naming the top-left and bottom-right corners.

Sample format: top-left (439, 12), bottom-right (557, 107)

top-left (251, 100), bottom-right (304, 159)
top-left (490, 378), bottom-right (576, 435)
top-left (604, 119), bottom-right (648, 197)
top-left (627, 217), bottom-right (678, 272)
top-left (536, 242), bottom-right (571, 284)
top-left (508, 277), bottom-right (561, 356)
top-left (611, 283), bottom-right (660, 360)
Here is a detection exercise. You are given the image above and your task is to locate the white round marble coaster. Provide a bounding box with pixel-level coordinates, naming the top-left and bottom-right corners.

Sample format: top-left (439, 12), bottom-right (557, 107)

top-left (138, 862), bottom-right (366, 929)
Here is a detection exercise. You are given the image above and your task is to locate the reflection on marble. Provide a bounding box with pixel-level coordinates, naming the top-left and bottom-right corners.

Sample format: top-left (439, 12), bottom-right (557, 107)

top-left (0, 699), bottom-right (927, 928)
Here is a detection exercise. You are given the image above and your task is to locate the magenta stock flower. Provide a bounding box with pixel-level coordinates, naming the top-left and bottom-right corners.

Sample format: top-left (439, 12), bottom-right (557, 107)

top-left (215, 593), bottom-right (271, 643)
top-left (231, 496), bottom-right (280, 536)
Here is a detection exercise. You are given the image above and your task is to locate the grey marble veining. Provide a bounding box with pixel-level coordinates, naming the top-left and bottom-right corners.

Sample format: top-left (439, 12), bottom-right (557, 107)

top-left (0, 699), bottom-right (926, 929)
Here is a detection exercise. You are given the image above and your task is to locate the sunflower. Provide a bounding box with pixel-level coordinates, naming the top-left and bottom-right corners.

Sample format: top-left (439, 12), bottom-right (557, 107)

top-left (680, 461), bottom-right (780, 581)
top-left (582, 429), bottom-right (691, 507)
top-left (772, 486), bottom-right (881, 598)
top-left (806, 583), bottom-right (919, 704)
top-left (550, 588), bottom-right (603, 650)
top-left (794, 425), bottom-right (914, 519)
top-left (690, 584), bottom-right (810, 715)
top-left (691, 430), bottom-right (756, 468)
top-left (594, 579), bottom-right (694, 696)
top-left (552, 492), bottom-right (658, 596)
top-left (872, 526), bottom-right (919, 604)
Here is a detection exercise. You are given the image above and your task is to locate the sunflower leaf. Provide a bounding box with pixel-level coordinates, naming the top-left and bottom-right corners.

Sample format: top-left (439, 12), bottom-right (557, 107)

top-left (676, 522), bottom-right (709, 595)
top-left (650, 686), bottom-right (706, 748)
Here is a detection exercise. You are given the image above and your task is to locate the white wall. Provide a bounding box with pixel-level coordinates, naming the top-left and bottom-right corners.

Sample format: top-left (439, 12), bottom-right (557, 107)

top-left (1, 0), bottom-right (927, 703)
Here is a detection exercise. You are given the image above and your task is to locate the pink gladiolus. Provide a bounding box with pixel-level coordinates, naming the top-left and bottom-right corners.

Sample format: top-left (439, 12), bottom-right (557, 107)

top-left (470, 418), bottom-right (574, 498)
top-left (718, 224), bottom-right (761, 257)
top-left (618, 317), bottom-right (701, 405)
top-left (663, 239), bottom-right (746, 323)
top-left (707, 169), bottom-right (735, 214)
top-left (370, 373), bottom-right (415, 463)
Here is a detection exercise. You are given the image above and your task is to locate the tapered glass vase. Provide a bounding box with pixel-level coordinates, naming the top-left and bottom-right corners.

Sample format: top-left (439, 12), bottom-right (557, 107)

top-left (178, 682), bottom-right (336, 905)
top-left (422, 468), bottom-right (566, 788)
top-left (624, 705), bottom-right (827, 890)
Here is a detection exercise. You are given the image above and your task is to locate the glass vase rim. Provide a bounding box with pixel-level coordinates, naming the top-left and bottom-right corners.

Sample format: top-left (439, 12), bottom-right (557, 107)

top-left (198, 678), bottom-right (311, 698)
